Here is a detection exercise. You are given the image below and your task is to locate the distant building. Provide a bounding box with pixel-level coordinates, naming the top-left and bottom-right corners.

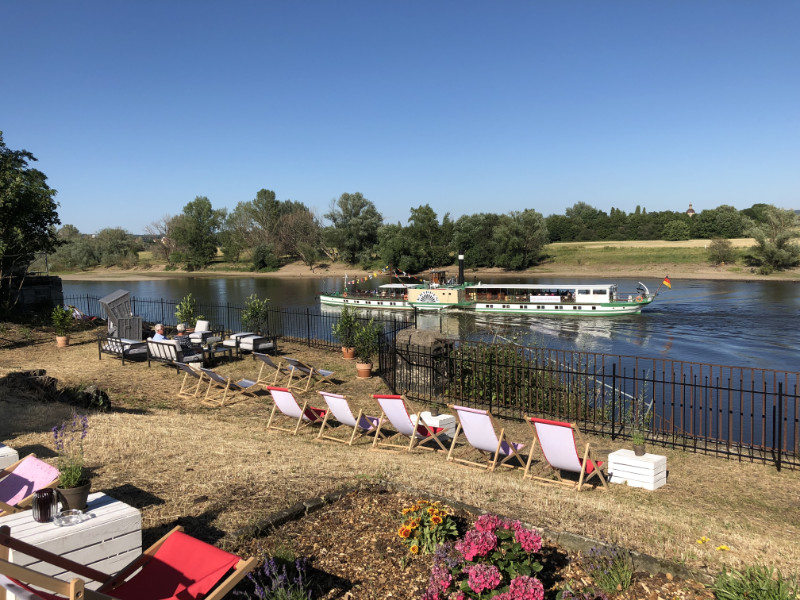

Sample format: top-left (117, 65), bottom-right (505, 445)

top-left (686, 203), bottom-right (696, 217)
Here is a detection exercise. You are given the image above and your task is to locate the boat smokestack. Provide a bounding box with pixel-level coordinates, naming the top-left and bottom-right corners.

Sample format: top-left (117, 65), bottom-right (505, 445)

top-left (458, 252), bottom-right (464, 285)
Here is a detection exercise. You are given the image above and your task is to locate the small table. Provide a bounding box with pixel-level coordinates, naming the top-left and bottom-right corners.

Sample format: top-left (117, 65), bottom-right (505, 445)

top-left (410, 412), bottom-right (457, 437)
top-left (203, 339), bottom-right (233, 366)
top-left (607, 449), bottom-right (667, 490)
top-left (0, 492), bottom-right (142, 596)
top-left (0, 445), bottom-right (19, 469)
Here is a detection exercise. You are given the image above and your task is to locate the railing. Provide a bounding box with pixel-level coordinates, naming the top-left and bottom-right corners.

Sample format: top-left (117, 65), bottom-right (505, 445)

top-left (379, 339), bottom-right (800, 470)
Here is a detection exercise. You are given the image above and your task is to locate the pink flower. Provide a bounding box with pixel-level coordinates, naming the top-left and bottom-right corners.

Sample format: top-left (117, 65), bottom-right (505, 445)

top-left (507, 575), bottom-right (544, 600)
top-left (455, 530), bottom-right (497, 561)
top-left (512, 521), bottom-right (543, 554)
top-left (474, 514), bottom-right (510, 532)
top-left (466, 563), bottom-right (501, 594)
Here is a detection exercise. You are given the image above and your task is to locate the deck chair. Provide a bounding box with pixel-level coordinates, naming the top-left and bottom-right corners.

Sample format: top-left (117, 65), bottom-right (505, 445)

top-left (283, 357), bottom-right (334, 392)
top-left (523, 416), bottom-right (608, 491)
top-left (447, 405), bottom-right (528, 471)
top-left (199, 368), bottom-right (259, 407)
top-left (0, 455), bottom-right (60, 517)
top-left (0, 524), bottom-right (256, 600)
top-left (316, 391), bottom-right (384, 445)
top-left (176, 362), bottom-right (205, 399)
top-left (371, 394), bottom-right (449, 452)
top-left (266, 387), bottom-right (326, 435)
top-left (253, 352), bottom-right (290, 387)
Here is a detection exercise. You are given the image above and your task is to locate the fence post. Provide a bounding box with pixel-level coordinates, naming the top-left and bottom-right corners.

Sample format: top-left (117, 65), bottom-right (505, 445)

top-left (777, 382), bottom-right (783, 472)
top-left (611, 362), bottom-right (617, 440)
top-left (306, 308), bottom-right (311, 347)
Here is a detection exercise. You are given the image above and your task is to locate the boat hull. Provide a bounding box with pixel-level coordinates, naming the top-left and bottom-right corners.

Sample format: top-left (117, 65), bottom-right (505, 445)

top-left (319, 294), bottom-right (414, 311)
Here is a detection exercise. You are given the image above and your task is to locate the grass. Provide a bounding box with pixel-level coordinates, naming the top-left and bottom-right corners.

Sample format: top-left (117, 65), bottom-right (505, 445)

top-left (1, 325), bottom-right (800, 584)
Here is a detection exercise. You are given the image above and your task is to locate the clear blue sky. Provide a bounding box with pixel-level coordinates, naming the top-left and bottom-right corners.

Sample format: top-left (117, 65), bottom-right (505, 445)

top-left (3, 1), bottom-right (798, 234)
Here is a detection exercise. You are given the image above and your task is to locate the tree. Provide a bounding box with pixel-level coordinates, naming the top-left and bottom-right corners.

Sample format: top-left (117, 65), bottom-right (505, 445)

top-left (145, 215), bottom-right (178, 263)
top-left (452, 213), bottom-right (501, 268)
top-left (276, 209), bottom-right (320, 268)
top-left (0, 132), bottom-right (62, 312)
top-left (742, 206), bottom-right (800, 274)
top-left (691, 205), bottom-right (746, 239)
top-left (95, 228), bottom-right (140, 267)
top-left (707, 238), bottom-right (735, 265)
top-left (170, 197), bottom-right (225, 269)
top-left (323, 192), bottom-right (383, 265)
top-left (662, 220), bottom-right (691, 241)
top-left (492, 209), bottom-right (548, 270)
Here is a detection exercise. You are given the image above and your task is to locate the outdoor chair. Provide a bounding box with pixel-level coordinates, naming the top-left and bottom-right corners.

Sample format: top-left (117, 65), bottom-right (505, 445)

top-left (253, 352), bottom-right (291, 387)
top-left (283, 357), bottom-right (335, 392)
top-left (176, 362), bottom-right (206, 399)
top-left (146, 339), bottom-right (203, 371)
top-left (523, 416), bottom-right (608, 491)
top-left (97, 336), bottom-right (147, 365)
top-left (447, 405), bottom-right (529, 471)
top-left (371, 394), bottom-right (449, 452)
top-left (222, 333), bottom-right (278, 358)
top-left (188, 319), bottom-right (221, 344)
top-left (0, 455), bottom-right (60, 517)
top-left (0, 524), bottom-right (257, 600)
top-left (266, 386), bottom-right (326, 435)
top-left (316, 391), bottom-right (384, 445)
top-left (199, 367), bottom-right (259, 407)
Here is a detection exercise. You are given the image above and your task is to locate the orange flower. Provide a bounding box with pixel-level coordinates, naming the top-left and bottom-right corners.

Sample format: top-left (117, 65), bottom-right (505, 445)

top-left (410, 518), bottom-right (420, 529)
top-left (427, 506), bottom-right (436, 515)
top-left (431, 515), bottom-right (443, 525)
top-left (398, 527), bottom-right (411, 538)
top-left (410, 544), bottom-right (419, 554)
top-left (402, 508), bottom-right (413, 515)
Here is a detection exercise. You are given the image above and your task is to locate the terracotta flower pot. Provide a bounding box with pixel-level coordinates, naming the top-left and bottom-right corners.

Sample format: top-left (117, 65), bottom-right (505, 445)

top-left (633, 443), bottom-right (646, 456)
top-left (56, 335), bottom-right (70, 348)
top-left (355, 361), bottom-right (373, 379)
top-left (57, 482), bottom-right (91, 511)
top-left (342, 347), bottom-right (356, 360)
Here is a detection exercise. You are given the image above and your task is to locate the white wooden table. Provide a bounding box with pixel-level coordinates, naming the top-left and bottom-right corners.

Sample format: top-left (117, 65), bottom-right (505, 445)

top-left (0, 445), bottom-right (19, 470)
top-left (608, 449), bottom-right (667, 490)
top-left (0, 492), bottom-right (142, 596)
top-left (410, 412), bottom-right (457, 437)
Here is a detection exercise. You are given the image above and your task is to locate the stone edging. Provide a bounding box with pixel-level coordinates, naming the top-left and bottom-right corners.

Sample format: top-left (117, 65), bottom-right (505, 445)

top-left (233, 479), bottom-right (713, 585)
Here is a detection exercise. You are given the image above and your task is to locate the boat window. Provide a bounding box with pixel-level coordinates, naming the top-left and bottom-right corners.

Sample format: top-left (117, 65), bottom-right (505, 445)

top-left (578, 289), bottom-right (591, 295)
top-left (593, 290), bottom-right (607, 295)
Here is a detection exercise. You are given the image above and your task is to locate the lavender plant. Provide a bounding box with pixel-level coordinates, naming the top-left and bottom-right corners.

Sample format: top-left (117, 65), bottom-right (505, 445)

top-left (235, 556), bottom-right (312, 600)
top-left (582, 546), bottom-right (633, 595)
top-left (52, 412), bottom-right (89, 488)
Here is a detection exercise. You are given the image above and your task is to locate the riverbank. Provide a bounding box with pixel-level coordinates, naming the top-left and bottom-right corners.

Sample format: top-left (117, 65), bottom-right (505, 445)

top-left (57, 238), bottom-right (800, 282)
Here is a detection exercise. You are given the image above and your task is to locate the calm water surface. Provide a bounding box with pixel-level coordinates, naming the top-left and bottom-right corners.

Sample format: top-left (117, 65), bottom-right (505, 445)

top-left (63, 276), bottom-right (800, 373)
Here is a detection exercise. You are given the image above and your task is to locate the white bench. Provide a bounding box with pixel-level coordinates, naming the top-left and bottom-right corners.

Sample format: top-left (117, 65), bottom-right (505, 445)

top-left (608, 449), bottom-right (667, 490)
top-left (0, 492), bottom-right (141, 597)
top-left (0, 446), bottom-right (19, 470)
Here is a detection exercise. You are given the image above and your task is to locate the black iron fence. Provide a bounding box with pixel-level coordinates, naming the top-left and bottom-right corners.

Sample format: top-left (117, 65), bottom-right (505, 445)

top-left (379, 340), bottom-right (800, 470)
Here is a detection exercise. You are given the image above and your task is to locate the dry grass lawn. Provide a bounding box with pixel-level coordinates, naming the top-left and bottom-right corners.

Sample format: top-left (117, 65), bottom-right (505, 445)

top-left (2, 324), bottom-right (799, 586)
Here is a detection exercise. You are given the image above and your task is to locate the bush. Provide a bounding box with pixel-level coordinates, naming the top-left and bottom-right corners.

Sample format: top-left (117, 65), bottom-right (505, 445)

top-left (252, 244), bottom-right (281, 272)
top-left (712, 565), bottom-right (799, 600)
top-left (582, 546), bottom-right (633, 595)
top-left (51, 305), bottom-right (73, 336)
top-left (331, 304), bottom-right (358, 348)
top-left (241, 294), bottom-right (271, 335)
top-left (707, 238), bottom-right (735, 265)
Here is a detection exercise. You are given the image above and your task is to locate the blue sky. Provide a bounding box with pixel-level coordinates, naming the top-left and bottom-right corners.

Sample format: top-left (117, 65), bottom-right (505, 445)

top-left (3, 1), bottom-right (798, 234)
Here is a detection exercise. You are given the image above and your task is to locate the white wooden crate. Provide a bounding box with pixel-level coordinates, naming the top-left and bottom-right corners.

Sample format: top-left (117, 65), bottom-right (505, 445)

top-left (0, 445), bottom-right (19, 470)
top-left (608, 449), bottom-right (667, 491)
top-left (410, 412), bottom-right (457, 437)
top-left (0, 492), bottom-right (142, 597)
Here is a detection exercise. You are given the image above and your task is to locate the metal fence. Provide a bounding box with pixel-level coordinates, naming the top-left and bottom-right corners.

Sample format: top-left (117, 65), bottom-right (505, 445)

top-left (379, 340), bottom-right (800, 470)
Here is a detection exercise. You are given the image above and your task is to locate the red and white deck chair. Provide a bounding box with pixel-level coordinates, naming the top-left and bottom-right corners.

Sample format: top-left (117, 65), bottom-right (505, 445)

top-left (370, 394), bottom-right (449, 452)
top-left (316, 391), bottom-right (385, 446)
top-left (447, 405), bottom-right (529, 472)
top-left (266, 386), bottom-right (326, 435)
top-left (0, 455), bottom-right (60, 517)
top-left (0, 524), bottom-right (256, 600)
top-left (524, 416), bottom-right (608, 491)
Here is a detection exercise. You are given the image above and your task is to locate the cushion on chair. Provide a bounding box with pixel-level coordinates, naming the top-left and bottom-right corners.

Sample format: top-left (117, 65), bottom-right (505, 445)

top-left (0, 456), bottom-right (59, 507)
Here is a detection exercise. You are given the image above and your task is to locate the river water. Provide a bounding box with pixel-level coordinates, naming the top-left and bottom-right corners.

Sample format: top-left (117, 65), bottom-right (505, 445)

top-left (62, 276), bottom-right (800, 373)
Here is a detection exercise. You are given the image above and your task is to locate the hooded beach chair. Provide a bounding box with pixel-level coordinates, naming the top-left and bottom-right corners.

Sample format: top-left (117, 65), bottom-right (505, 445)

top-left (316, 391), bottom-right (384, 445)
top-left (371, 394), bottom-right (449, 452)
top-left (199, 368), bottom-right (259, 407)
top-left (253, 352), bottom-right (290, 387)
top-left (447, 405), bottom-right (528, 471)
top-left (284, 357), bottom-right (334, 392)
top-left (176, 362), bottom-right (205, 399)
top-left (523, 416), bottom-right (608, 491)
top-left (266, 386), bottom-right (326, 435)
top-left (0, 455), bottom-right (60, 518)
top-left (0, 524), bottom-right (256, 600)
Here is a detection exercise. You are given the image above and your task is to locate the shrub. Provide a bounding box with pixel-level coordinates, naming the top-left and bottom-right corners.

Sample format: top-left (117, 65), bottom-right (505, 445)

top-left (51, 305), bottom-right (73, 336)
top-left (175, 293), bottom-right (204, 326)
top-left (252, 244), bottom-right (281, 272)
top-left (712, 565), bottom-right (799, 600)
top-left (582, 546), bottom-right (633, 595)
top-left (397, 499), bottom-right (459, 555)
top-left (235, 555), bottom-right (311, 600)
top-left (353, 318), bottom-right (380, 364)
top-left (421, 513), bottom-right (544, 600)
top-left (707, 238), bottom-right (735, 265)
top-left (241, 294), bottom-right (272, 335)
top-left (331, 304), bottom-right (359, 348)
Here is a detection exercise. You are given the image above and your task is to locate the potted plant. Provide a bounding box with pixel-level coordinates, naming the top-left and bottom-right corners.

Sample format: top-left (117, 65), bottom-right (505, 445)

top-left (331, 304), bottom-right (358, 360)
top-left (51, 305), bottom-right (73, 347)
top-left (175, 293), bottom-right (204, 330)
top-left (627, 403), bottom-right (652, 456)
top-left (353, 318), bottom-right (381, 378)
top-left (241, 294), bottom-right (271, 335)
top-left (52, 412), bottom-right (91, 510)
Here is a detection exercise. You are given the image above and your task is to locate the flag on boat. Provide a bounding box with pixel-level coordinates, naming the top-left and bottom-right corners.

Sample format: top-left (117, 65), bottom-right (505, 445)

top-left (663, 276), bottom-right (672, 289)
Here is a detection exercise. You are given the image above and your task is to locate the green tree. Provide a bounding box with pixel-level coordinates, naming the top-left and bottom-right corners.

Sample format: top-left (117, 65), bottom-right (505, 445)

top-left (662, 220), bottom-right (691, 241)
top-left (95, 227), bottom-right (140, 267)
top-left (170, 196), bottom-right (225, 269)
top-left (323, 192), bottom-right (383, 265)
top-left (452, 213), bottom-right (501, 268)
top-left (707, 238), bottom-right (736, 265)
top-left (492, 209), bottom-right (548, 270)
top-left (742, 206), bottom-right (800, 274)
top-left (691, 205), bottom-right (746, 239)
top-left (0, 132), bottom-right (62, 312)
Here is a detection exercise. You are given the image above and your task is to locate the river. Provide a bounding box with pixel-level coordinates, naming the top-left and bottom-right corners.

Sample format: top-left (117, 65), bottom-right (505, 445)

top-left (62, 276), bottom-right (800, 373)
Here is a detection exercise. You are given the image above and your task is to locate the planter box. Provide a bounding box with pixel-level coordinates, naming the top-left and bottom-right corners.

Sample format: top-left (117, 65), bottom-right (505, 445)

top-left (608, 449), bottom-right (667, 491)
top-left (0, 444), bottom-right (19, 469)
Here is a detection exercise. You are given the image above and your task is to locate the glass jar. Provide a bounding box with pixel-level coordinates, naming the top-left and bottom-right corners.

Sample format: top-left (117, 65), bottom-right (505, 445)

top-left (32, 488), bottom-right (58, 523)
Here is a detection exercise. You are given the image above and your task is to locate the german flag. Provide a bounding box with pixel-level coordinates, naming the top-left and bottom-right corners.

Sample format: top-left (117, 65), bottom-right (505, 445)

top-left (663, 276), bottom-right (672, 289)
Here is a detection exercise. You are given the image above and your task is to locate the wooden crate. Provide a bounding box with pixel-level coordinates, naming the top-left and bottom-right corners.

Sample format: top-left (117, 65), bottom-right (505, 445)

top-left (608, 449), bottom-right (667, 491)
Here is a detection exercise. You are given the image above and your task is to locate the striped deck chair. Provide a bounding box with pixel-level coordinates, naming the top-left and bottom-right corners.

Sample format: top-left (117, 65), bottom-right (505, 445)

top-left (199, 368), bottom-right (259, 407)
top-left (284, 357), bottom-right (334, 392)
top-left (0, 455), bottom-right (60, 517)
top-left (316, 391), bottom-right (384, 445)
top-left (266, 387), bottom-right (326, 435)
top-left (176, 362), bottom-right (205, 399)
top-left (524, 416), bottom-right (608, 491)
top-left (253, 352), bottom-right (290, 387)
top-left (371, 394), bottom-right (448, 452)
top-left (447, 405), bottom-right (528, 471)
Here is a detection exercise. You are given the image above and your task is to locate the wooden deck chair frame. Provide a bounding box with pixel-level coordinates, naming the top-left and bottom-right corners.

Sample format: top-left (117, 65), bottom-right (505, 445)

top-left (253, 352), bottom-right (290, 387)
top-left (199, 368), bottom-right (258, 407)
top-left (0, 455), bottom-right (59, 517)
top-left (370, 394), bottom-right (449, 453)
top-left (0, 524), bottom-right (256, 600)
top-left (315, 391), bottom-right (384, 446)
top-left (266, 386), bottom-right (326, 435)
top-left (523, 416), bottom-right (608, 491)
top-left (284, 357), bottom-right (334, 392)
top-left (447, 405), bottom-right (529, 472)
top-left (176, 362), bottom-right (205, 399)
